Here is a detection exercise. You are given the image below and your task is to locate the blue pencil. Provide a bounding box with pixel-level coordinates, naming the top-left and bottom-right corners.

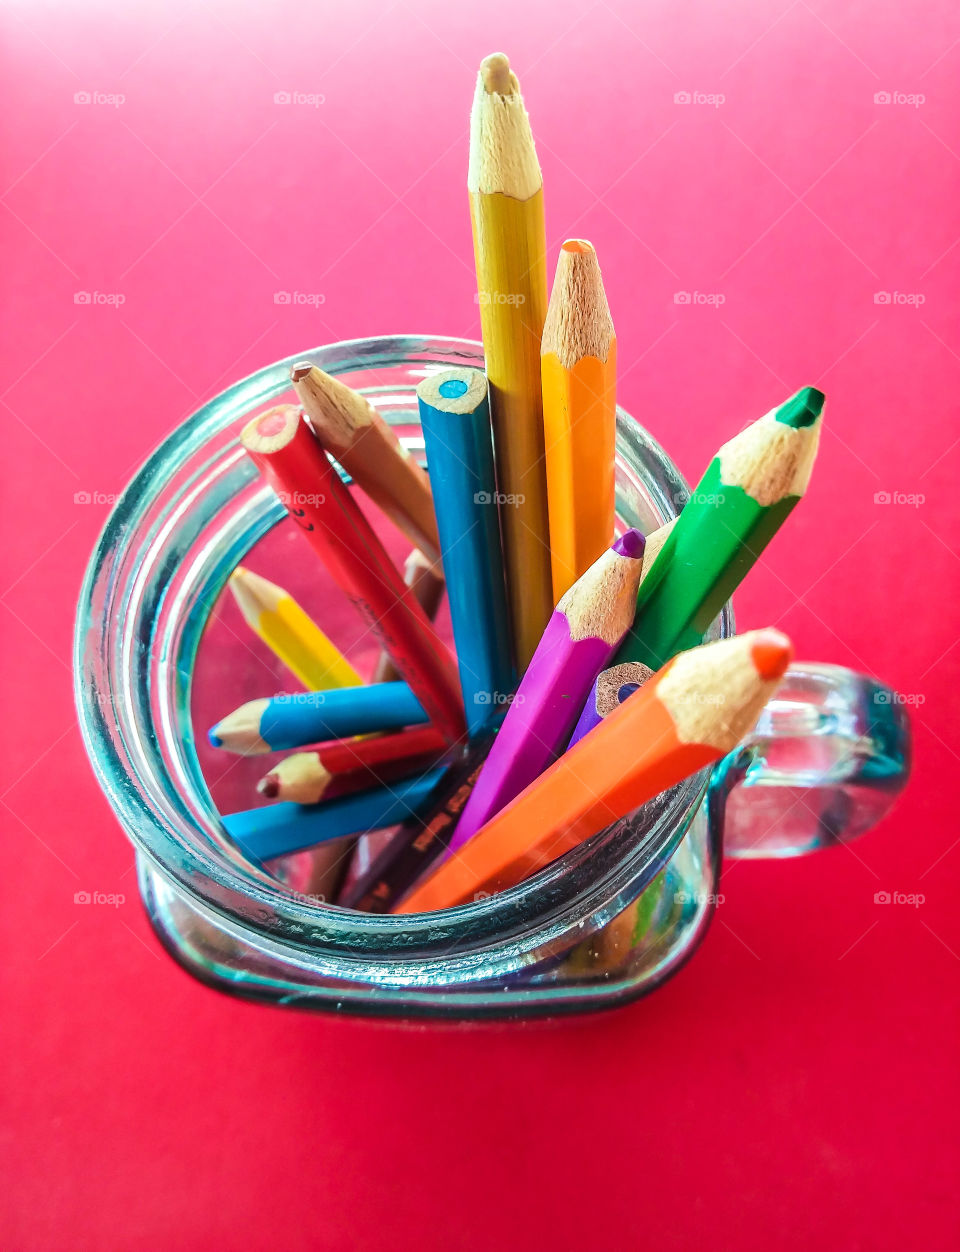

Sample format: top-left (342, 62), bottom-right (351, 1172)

top-left (208, 681), bottom-right (428, 755)
top-left (222, 767), bottom-right (448, 862)
top-left (417, 368), bottom-right (514, 737)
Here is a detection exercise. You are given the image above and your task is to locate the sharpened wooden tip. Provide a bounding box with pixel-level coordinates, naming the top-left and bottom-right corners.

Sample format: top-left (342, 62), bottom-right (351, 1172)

top-left (480, 52), bottom-right (516, 94)
top-left (750, 628), bottom-right (793, 680)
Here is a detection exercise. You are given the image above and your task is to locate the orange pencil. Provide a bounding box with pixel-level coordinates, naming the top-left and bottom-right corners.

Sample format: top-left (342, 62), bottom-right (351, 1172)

top-left (542, 239), bottom-right (617, 602)
top-left (398, 629), bottom-right (792, 913)
top-left (291, 363), bottom-right (441, 563)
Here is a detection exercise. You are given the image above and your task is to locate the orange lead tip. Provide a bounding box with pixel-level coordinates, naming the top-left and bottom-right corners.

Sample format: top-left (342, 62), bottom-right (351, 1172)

top-left (750, 629), bottom-right (793, 681)
top-left (561, 239), bottom-right (593, 254)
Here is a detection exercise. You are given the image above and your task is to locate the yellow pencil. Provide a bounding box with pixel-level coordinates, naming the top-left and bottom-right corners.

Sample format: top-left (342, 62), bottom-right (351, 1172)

top-left (542, 239), bottom-right (617, 602)
top-left (228, 567), bottom-right (362, 691)
top-left (469, 51), bottom-right (552, 672)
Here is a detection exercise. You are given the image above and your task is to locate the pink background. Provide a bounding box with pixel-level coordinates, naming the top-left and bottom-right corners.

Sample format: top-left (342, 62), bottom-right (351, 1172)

top-left (3, 1), bottom-right (959, 1248)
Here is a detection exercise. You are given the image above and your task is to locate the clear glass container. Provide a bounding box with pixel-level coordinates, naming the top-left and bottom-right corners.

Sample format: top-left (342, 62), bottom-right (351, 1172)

top-left (74, 336), bottom-right (911, 1018)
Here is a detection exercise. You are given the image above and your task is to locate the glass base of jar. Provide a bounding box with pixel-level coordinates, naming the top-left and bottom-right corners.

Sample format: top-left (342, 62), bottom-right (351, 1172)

top-left (137, 807), bottom-right (721, 1019)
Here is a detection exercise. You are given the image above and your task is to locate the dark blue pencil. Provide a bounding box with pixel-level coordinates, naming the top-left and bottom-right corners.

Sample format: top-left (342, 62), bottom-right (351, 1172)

top-left (417, 368), bottom-right (514, 737)
top-left (222, 767), bottom-right (448, 861)
top-left (208, 681), bottom-right (429, 755)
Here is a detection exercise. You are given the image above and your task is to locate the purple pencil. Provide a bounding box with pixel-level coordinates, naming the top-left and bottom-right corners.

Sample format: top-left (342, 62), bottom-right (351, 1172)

top-left (444, 528), bottom-right (647, 856)
top-left (568, 660), bottom-right (654, 743)
top-left (565, 518), bottom-right (676, 750)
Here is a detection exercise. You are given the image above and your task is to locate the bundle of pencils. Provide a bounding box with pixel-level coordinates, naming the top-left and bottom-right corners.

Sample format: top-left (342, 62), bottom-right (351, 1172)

top-left (201, 50), bottom-right (829, 925)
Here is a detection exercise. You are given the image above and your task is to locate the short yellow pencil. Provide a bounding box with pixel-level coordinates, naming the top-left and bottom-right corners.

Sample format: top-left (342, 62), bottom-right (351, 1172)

top-left (228, 567), bottom-right (362, 691)
top-left (469, 51), bottom-right (552, 672)
top-left (541, 239), bottom-right (617, 602)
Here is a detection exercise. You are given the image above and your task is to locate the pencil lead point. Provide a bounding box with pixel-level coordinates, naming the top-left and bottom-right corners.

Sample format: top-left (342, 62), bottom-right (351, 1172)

top-left (258, 776), bottom-right (279, 799)
top-left (749, 629), bottom-right (793, 681)
top-left (613, 528), bottom-right (646, 560)
top-left (208, 728), bottom-right (223, 749)
top-left (290, 362), bottom-right (314, 384)
top-left (480, 53), bottom-right (515, 95)
top-left (775, 386), bottom-right (825, 428)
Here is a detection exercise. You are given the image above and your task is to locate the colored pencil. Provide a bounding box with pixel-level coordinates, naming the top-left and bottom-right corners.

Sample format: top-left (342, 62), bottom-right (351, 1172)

top-left (612, 386), bottom-right (825, 672)
top-left (223, 767), bottom-right (448, 863)
top-left (338, 732), bottom-right (497, 912)
top-left (447, 529), bottom-right (647, 855)
top-left (469, 51), bottom-right (551, 671)
top-left (209, 682), bottom-right (430, 755)
top-left (417, 367), bottom-right (514, 736)
top-left (542, 239), bottom-right (617, 602)
top-left (564, 518), bottom-right (674, 749)
top-left (228, 566), bottom-right (362, 691)
top-left (569, 660), bottom-right (653, 746)
top-left (240, 405), bottom-right (465, 743)
top-left (397, 629), bottom-right (793, 913)
top-left (257, 726), bottom-right (447, 804)
top-left (373, 549), bottom-right (445, 683)
top-left (291, 362), bottom-right (441, 563)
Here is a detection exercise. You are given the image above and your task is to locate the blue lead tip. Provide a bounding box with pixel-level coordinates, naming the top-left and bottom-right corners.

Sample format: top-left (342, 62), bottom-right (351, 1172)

top-left (208, 728), bottom-right (223, 748)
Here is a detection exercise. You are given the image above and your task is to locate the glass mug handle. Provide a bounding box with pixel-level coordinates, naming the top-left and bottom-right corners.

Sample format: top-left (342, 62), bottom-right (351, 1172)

top-left (708, 663), bottom-right (911, 858)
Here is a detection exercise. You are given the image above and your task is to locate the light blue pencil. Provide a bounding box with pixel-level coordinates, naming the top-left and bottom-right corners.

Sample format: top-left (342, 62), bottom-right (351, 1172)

top-left (222, 767), bottom-right (448, 862)
top-left (417, 368), bottom-right (514, 737)
top-left (209, 681), bottom-right (428, 755)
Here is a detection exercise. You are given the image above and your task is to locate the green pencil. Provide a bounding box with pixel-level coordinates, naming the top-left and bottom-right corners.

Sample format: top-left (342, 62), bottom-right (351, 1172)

top-left (613, 385), bottom-right (824, 670)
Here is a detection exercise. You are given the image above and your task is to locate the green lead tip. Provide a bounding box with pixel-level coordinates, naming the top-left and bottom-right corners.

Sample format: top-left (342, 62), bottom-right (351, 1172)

top-left (775, 386), bottom-right (825, 428)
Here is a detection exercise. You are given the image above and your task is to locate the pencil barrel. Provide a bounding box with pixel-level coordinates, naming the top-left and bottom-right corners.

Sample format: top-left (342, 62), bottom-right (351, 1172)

top-left (259, 683), bottom-right (429, 751)
top-left (470, 189), bottom-right (552, 670)
top-left (417, 370), bottom-right (514, 737)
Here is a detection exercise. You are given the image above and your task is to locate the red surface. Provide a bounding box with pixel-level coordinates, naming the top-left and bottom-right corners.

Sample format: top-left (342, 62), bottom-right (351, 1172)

top-left (2, 2), bottom-right (958, 1248)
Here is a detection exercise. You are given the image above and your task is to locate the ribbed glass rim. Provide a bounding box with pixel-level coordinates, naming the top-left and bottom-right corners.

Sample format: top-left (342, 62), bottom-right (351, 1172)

top-left (74, 334), bottom-right (732, 983)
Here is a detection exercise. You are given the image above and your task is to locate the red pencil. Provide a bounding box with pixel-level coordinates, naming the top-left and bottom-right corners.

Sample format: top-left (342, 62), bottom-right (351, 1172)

top-left (241, 405), bottom-right (466, 743)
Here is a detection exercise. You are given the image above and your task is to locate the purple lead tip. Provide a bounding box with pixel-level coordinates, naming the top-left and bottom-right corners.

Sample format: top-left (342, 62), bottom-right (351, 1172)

top-left (612, 528), bottom-right (646, 560)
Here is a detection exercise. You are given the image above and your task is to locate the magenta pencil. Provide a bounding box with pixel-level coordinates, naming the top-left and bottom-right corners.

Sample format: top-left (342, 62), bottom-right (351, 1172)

top-left (445, 529), bottom-right (646, 856)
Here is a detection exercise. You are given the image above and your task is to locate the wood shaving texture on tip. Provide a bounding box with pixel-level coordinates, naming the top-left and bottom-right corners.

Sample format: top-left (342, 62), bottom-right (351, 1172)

top-left (656, 632), bottom-right (783, 751)
top-left (718, 409), bottom-right (822, 505)
top-left (542, 244), bottom-right (615, 368)
top-left (595, 662), bottom-right (654, 716)
top-left (293, 366), bottom-right (378, 443)
top-left (468, 63), bottom-right (542, 199)
top-left (560, 546), bottom-right (646, 645)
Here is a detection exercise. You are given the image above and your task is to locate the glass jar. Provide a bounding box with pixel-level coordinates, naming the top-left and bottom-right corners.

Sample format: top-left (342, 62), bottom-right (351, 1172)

top-left (74, 336), bottom-right (910, 1018)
